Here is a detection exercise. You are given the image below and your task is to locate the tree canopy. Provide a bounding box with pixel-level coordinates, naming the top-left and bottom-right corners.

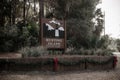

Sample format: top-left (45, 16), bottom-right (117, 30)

top-left (46, 0), bottom-right (104, 49)
top-left (0, 0), bottom-right (105, 52)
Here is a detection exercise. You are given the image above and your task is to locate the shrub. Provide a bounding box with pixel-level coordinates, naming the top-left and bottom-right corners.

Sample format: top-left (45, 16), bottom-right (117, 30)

top-left (0, 23), bottom-right (39, 52)
top-left (102, 49), bottom-right (113, 56)
top-left (65, 48), bottom-right (113, 56)
top-left (0, 25), bottom-right (19, 52)
top-left (20, 46), bottom-right (49, 57)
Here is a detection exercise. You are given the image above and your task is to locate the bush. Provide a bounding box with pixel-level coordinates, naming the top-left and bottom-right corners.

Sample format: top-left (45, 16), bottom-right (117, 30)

top-left (0, 21), bottom-right (39, 52)
top-left (0, 25), bottom-right (18, 52)
top-left (65, 48), bottom-right (113, 56)
top-left (20, 46), bottom-right (49, 57)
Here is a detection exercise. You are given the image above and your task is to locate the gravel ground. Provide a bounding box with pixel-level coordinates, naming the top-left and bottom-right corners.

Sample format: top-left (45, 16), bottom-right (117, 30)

top-left (0, 56), bottom-right (120, 80)
top-left (0, 69), bottom-right (120, 80)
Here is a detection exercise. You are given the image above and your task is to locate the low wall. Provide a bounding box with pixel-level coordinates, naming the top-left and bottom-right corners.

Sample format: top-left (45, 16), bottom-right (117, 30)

top-left (0, 55), bottom-right (117, 71)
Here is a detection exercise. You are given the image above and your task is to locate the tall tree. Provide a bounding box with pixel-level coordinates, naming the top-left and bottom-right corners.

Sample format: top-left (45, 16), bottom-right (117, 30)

top-left (45, 0), bottom-right (103, 48)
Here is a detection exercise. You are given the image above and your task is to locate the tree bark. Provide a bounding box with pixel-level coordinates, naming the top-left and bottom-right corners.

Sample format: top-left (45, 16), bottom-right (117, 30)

top-left (23, 0), bottom-right (26, 26)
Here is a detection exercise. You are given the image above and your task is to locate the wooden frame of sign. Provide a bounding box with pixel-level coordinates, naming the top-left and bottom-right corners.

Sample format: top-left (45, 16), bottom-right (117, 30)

top-left (41, 18), bottom-right (66, 51)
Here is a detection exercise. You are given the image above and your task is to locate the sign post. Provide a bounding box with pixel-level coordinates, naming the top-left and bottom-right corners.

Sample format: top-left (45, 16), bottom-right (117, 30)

top-left (39, 0), bottom-right (66, 52)
top-left (41, 18), bottom-right (66, 51)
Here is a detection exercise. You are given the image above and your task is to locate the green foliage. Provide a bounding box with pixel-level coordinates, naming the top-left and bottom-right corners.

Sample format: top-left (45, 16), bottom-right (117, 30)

top-left (0, 21), bottom-right (39, 52)
top-left (20, 46), bottom-right (49, 57)
top-left (67, 19), bottom-right (94, 48)
top-left (98, 35), bottom-right (111, 49)
top-left (48, 50), bottom-right (63, 55)
top-left (0, 0), bottom-right (107, 52)
top-left (52, 0), bottom-right (105, 49)
top-left (54, 0), bottom-right (103, 49)
top-left (116, 39), bottom-right (120, 51)
top-left (0, 25), bottom-right (18, 52)
top-left (0, 0), bottom-right (40, 52)
top-left (65, 48), bottom-right (113, 56)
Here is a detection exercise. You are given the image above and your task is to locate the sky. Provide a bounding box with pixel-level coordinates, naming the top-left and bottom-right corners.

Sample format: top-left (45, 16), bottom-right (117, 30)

top-left (98, 0), bottom-right (120, 38)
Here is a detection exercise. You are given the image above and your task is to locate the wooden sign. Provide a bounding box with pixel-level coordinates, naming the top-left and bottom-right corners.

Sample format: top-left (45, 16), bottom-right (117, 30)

top-left (41, 18), bottom-right (66, 49)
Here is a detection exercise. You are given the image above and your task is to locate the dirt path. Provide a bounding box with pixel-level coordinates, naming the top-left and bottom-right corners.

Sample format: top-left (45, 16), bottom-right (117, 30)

top-left (0, 68), bottom-right (120, 80)
top-left (0, 53), bottom-right (21, 58)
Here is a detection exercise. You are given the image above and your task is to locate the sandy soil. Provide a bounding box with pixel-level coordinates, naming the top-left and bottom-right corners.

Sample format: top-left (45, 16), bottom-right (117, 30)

top-left (0, 53), bottom-right (21, 58)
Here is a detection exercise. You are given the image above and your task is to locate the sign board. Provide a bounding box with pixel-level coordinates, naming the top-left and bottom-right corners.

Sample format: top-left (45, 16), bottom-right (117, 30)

top-left (41, 18), bottom-right (66, 49)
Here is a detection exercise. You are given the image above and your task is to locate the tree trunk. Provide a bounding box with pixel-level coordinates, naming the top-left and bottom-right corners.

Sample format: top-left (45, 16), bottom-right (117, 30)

top-left (34, 0), bottom-right (36, 15)
top-left (23, 0), bottom-right (26, 26)
top-left (0, 0), bottom-right (5, 27)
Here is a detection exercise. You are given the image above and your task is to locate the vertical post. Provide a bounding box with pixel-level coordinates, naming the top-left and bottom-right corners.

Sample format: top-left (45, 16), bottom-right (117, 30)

top-left (64, 18), bottom-right (67, 52)
top-left (40, 0), bottom-right (44, 18)
top-left (12, 0), bottom-right (16, 24)
top-left (104, 11), bottom-right (105, 36)
top-left (10, 0), bottom-right (12, 25)
top-left (39, 0), bottom-right (44, 45)
top-left (23, 0), bottom-right (26, 26)
top-left (34, 0), bottom-right (36, 14)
